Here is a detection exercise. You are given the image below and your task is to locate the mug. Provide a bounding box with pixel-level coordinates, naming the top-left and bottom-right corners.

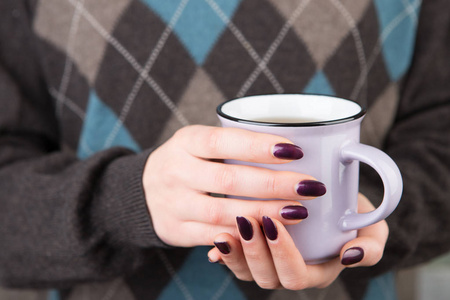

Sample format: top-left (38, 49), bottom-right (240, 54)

top-left (217, 94), bottom-right (403, 264)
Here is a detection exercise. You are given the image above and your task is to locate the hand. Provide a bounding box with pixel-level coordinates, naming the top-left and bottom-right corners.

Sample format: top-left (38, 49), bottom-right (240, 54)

top-left (207, 193), bottom-right (388, 289)
top-left (142, 125), bottom-right (324, 247)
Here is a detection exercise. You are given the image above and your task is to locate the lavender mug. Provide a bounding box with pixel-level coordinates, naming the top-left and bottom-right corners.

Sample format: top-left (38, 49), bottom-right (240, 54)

top-left (217, 94), bottom-right (402, 264)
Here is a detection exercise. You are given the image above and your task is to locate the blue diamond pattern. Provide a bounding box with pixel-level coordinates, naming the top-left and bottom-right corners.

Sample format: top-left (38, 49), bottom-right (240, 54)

top-left (374, 0), bottom-right (421, 81)
top-left (142, 0), bottom-right (242, 65)
top-left (157, 247), bottom-right (245, 300)
top-left (302, 71), bottom-right (335, 96)
top-left (363, 272), bottom-right (398, 300)
top-left (47, 290), bottom-right (60, 300)
top-left (77, 91), bottom-right (141, 159)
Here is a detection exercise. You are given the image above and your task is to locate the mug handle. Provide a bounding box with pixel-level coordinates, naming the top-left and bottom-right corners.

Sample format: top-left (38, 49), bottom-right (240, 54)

top-left (338, 142), bottom-right (403, 231)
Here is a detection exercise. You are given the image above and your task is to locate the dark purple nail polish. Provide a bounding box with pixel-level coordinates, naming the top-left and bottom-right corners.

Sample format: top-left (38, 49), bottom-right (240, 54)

top-left (273, 143), bottom-right (304, 160)
top-left (280, 205), bottom-right (308, 220)
top-left (262, 216), bottom-right (278, 241)
top-left (214, 241), bottom-right (231, 255)
top-left (296, 180), bottom-right (326, 197)
top-left (236, 216), bottom-right (253, 241)
top-left (341, 247), bottom-right (364, 265)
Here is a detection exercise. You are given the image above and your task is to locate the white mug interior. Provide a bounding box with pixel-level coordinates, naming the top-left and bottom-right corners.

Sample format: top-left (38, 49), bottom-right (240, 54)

top-left (218, 94), bottom-right (364, 125)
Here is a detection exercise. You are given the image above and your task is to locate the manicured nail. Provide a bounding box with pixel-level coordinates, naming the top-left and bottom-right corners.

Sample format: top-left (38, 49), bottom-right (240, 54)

top-left (280, 205), bottom-right (308, 220)
top-left (273, 143), bottom-right (304, 160)
top-left (341, 247), bottom-right (364, 265)
top-left (262, 216), bottom-right (278, 241)
top-left (236, 216), bottom-right (253, 241)
top-left (214, 241), bottom-right (231, 255)
top-left (296, 180), bottom-right (326, 197)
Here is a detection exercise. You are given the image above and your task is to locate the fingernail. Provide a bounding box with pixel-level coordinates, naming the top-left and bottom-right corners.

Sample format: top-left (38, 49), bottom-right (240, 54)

top-left (262, 216), bottom-right (278, 241)
top-left (296, 180), bottom-right (326, 197)
top-left (273, 143), bottom-right (304, 160)
top-left (341, 247), bottom-right (364, 265)
top-left (236, 216), bottom-right (253, 241)
top-left (214, 241), bottom-right (231, 255)
top-left (280, 205), bottom-right (308, 220)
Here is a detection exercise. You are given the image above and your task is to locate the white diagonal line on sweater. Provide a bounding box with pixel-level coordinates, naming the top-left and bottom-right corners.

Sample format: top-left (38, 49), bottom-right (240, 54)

top-left (401, 0), bottom-right (418, 25)
top-left (210, 272), bottom-right (233, 300)
top-left (351, 0), bottom-right (421, 101)
top-left (80, 135), bottom-right (95, 157)
top-left (100, 278), bottom-right (123, 300)
top-left (66, 0), bottom-right (190, 128)
top-left (330, 0), bottom-right (368, 103)
top-left (56, 0), bottom-right (85, 118)
top-left (156, 249), bottom-right (194, 300)
top-left (237, 0), bottom-right (311, 98)
top-left (103, 0), bottom-right (190, 148)
top-left (205, 0), bottom-right (284, 94)
top-left (50, 87), bottom-right (86, 120)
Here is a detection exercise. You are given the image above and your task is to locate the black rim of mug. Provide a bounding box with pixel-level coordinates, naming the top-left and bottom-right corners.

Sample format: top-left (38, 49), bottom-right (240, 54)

top-left (216, 94), bottom-right (367, 127)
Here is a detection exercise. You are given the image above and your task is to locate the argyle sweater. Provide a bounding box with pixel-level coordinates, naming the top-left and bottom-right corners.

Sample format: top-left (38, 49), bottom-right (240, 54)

top-left (0, 0), bottom-right (449, 299)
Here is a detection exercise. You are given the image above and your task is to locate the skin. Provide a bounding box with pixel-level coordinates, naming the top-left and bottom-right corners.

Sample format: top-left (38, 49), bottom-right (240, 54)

top-left (208, 194), bottom-right (388, 289)
top-left (143, 125), bottom-right (388, 289)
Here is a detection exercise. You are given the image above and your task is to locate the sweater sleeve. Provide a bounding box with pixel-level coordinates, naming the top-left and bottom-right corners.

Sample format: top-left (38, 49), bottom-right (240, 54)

top-left (343, 0), bottom-right (450, 297)
top-left (0, 1), bottom-right (165, 288)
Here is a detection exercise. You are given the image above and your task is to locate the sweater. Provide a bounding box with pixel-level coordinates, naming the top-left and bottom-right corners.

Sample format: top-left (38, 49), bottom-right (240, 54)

top-left (0, 0), bottom-right (449, 299)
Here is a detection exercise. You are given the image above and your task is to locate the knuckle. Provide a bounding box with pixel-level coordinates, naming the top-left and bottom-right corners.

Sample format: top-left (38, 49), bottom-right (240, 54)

top-left (262, 173), bottom-right (278, 196)
top-left (205, 202), bottom-right (223, 225)
top-left (160, 162), bottom-right (181, 187)
top-left (255, 205), bottom-right (266, 220)
top-left (235, 273), bottom-right (253, 282)
top-left (172, 125), bottom-right (190, 143)
top-left (281, 277), bottom-right (309, 290)
top-left (247, 136), bottom-right (263, 161)
top-left (206, 127), bottom-right (224, 155)
top-left (242, 248), bottom-right (260, 261)
top-left (173, 125), bottom-right (200, 146)
top-left (202, 224), bottom-right (217, 246)
top-left (270, 249), bottom-right (289, 262)
top-left (257, 278), bottom-right (281, 290)
top-left (215, 165), bottom-right (238, 193)
top-left (154, 220), bottom-right (176, 246)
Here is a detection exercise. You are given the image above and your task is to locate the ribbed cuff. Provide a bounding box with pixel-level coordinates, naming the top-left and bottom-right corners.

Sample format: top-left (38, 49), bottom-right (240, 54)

top-left (93, 148), bottom-right (168, 248)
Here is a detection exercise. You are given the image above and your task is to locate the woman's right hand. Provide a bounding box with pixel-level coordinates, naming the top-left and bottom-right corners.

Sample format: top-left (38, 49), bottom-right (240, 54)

top-left (142, 125), bottom-right (325, 247)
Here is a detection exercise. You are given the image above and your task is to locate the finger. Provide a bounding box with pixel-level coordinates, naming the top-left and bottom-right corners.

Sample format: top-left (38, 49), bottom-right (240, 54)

top-left (340, 194), bottom-right (389, 267)
top-left (262, 217), bottom-right (345, 289)
top-left (236, 216), bottom-right (281, 289)
top-left (184, 157), bottom-right (326, 200)
top-left (179, 193), bottom-right (308, 226)
top-left (208, 233), bottom-right (254, 281)
top-left (175, 125), bottom-right (303, 163)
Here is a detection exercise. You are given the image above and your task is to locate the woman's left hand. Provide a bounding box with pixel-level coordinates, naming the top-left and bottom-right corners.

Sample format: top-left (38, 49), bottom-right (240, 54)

top-left (207, 193), bottom-right (388, 289)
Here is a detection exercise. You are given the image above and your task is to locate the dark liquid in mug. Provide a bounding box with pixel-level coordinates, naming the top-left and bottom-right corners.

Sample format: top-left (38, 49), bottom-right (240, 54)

top-left (253, 117), bottom-right (321, 123)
